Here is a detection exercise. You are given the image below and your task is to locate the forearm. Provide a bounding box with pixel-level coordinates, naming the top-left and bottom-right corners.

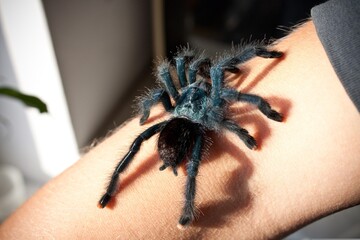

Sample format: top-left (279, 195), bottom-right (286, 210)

top-left (1, 21), bottom-right (359, 239)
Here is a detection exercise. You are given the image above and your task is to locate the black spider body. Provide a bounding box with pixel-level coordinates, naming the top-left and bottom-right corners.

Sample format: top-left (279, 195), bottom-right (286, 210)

top-left (98, 45), bottom-right (284, 228)
top-left (158, 118), bottom-right (201, 176)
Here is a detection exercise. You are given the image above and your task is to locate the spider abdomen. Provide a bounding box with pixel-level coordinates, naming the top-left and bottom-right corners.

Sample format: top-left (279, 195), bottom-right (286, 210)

top-left (158, 118), bottom-right (201, 175)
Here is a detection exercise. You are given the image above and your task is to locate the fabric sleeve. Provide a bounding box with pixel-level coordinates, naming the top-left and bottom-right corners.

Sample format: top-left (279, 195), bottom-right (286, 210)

top-left (311, 0), bottom-right (360, 112)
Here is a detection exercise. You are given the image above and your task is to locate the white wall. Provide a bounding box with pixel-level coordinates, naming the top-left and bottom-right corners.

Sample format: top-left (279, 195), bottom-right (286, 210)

top-left (42, 0), bottom-right (152, 147)
top-left (1, 0), bottom-right (152, 180)
top-left (0, 0), bottom-right (78, 182)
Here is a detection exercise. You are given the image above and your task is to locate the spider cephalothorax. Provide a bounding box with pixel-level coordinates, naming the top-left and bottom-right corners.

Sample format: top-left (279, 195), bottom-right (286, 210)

top-left (98, 44), bottom-right (283, 228)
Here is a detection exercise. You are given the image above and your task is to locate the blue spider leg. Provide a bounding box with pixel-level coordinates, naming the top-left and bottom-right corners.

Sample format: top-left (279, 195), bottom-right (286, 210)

top-left (210, 65), bottom-right (224, 106)
top-left (210, 46), bottom-right (283, 106)
top-left (221, 46), bottom-right (283, 71)
top-left (188, 58), bottom-right (211, 84)
top-left (178, 134), bottom-right (204, 228)
top-left (139, 89), bottom-right (173, 125)
top-left (175, 57), bottom-right (188, 88)
top-left (158, 61), bottom-right (180, 102)
top-left (222, 119), bottom-right (257, 149)
top-left (221, 89), bottom-right (283, 122)
top-left (211, 47), bottom-right (283, 98)
top-left (98, 121), bottom-right (168, 208)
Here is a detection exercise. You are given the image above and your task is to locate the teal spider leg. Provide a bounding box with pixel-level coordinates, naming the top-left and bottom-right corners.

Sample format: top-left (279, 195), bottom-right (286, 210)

top-left (174, 46), bottom-right (195, 87)
top-left (222, 119), bottom-right (258, 149)
top-left (188, 58), bottom-right (211, 84)
top-left (178, 133), bottom-right (204, 228)
top-left (234, 46), bottom-right (282, 63)
top-left (221, 46), bottom-right (283, 72)
top-left (210, 46), bottom-right (283, 107)
top-left (139, 89), bottom-right (173, 124)
top-left (221, 89), bottom-right (283, 122)
top-left (98, 121), bottom-right (168, 208)
top-left (209, 65), bottom-right (224, 106)
top-left (157, 61), bottom-right (180, 102)
top-left (174, 56), bottom-right (188, 88)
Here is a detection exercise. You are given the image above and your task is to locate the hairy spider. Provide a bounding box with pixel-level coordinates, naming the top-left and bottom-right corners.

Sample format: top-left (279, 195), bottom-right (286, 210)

top-left (98, 44), bottom-right (283, 229)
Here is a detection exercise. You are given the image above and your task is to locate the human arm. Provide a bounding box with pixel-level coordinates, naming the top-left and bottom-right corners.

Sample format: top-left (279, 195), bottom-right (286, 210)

top-left (0, 21), bottom-right (359, 239)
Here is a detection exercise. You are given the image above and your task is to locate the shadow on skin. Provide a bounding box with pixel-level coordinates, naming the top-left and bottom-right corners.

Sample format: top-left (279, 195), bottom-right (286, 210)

top-left (104, 110), bottom-right (172, 208)
top-left (227, 51), bottom-right (285, 92)
top-left (193, 134), bottom-right (254, 229)
top-left (230, 95), bottom-right (291, 149)
top-left (266, 95), bottom-right (292, 123)
top-left (243, 55), bottom-right (284, 93)
top-left (141, 110), bottom-right (169, 125)
top-left (226, 67), bottom-right (250, 90)
top-left (104, 146), bottom-right (160, 209)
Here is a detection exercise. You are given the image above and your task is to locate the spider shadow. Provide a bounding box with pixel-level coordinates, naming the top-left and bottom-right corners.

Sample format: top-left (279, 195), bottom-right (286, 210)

top-left (225, 68), bottom-right (250, 90)
top-left (230, 95), bottom-right (291, 149)
top-left (227, 53), bottom-right (284, 92)
top-left (193, 134), bottom-right (254, 229)
top-left (105, 147), bottom-right (160, 209)
top-left (144, 110), bottom-right (170, 125)
top-left (106, 111), bottom-right (170, 208)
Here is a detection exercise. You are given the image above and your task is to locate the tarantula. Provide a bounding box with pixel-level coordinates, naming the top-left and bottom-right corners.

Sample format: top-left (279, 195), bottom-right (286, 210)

top-left (98, 44), bottom-right (283, 228)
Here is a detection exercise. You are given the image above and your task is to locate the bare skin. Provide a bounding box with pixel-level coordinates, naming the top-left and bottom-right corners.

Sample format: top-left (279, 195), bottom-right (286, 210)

top-left (0, 21), bottom-right (359, 239)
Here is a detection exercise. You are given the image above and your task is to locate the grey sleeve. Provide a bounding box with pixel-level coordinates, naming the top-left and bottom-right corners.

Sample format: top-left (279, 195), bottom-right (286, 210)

top-left (311, 0), bottom-right (360, 112)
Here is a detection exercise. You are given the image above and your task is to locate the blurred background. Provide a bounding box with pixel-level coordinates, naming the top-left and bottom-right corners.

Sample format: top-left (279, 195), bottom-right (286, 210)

top-left (0, 0), bottom-right (359, 238)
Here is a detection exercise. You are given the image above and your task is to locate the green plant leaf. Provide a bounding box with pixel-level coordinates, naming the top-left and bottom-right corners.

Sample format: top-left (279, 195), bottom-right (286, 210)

top-left (0, 87), bottom-right (48, 113)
